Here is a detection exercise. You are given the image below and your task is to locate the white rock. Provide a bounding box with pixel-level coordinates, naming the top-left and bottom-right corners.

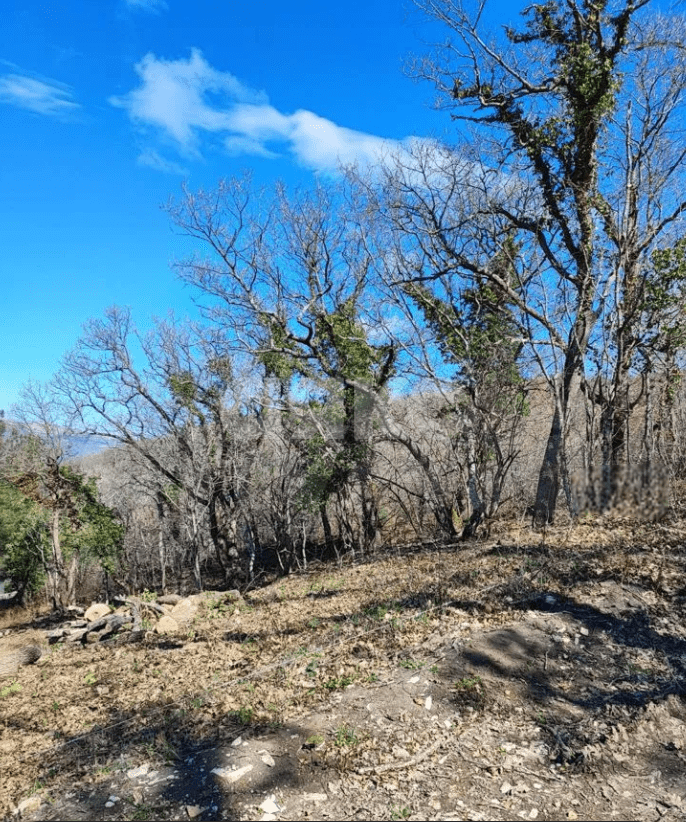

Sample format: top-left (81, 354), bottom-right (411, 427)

top-left (186, 805), bottom-right (204, 819)
top-left (500, 782), bottom-right (513, 795)
top-left (258, 795), bottom-right (281, 814)
top-left (155, 616), bottom-right (179, 634)
top-left (579, 627), bottom-right (589, 636)
top-left (424, 695), bottom-right (433, 710)
top-left (17, 796), bottom-right (41, 814)
top-left (260, 752), bottom-right (275, 767)
top-left (85, 603), bottom-right (111, 622)
top-left (231, 735), bottom-right (243, 747)
top-left (170, 597), bottom-right (200, 627)
top-left (127, 764), bottom-right (150, 779)
top-left (212, 764), bottom-right (253, 783)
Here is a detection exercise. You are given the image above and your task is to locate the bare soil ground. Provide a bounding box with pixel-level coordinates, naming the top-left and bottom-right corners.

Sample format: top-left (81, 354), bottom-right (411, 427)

top-left (2, 519), bottom-right (686, 821)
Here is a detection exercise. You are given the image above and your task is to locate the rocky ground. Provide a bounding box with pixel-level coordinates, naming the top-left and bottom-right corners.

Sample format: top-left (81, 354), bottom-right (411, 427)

top-left (1, 518), bottom-right (686, 821)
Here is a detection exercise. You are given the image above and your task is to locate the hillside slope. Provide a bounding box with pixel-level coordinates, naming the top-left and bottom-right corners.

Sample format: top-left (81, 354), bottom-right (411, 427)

top-left (1, 520), bottom-right (685, 821)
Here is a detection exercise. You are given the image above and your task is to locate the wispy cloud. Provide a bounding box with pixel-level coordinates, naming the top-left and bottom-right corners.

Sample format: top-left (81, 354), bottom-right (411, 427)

top-left (124, 0), bottom-right (168, 12)
top-left (137, 148), bottom-right (187, 175)
top-left (110, 49), bottom-right (416, 174)
top-left (109, 49), bottom-right (266, 158)
top-left (0, 73), bottom-right (79, 115)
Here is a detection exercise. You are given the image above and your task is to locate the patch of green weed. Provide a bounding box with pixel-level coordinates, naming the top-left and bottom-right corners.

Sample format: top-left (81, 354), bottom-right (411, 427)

top-left (0, 681), bottom-right (21, 698)
top-left (333, 725), bottom-right (359, 747)
top-left (323, 674), bottom-right (356, 690)
top-left (229, 706), bottom-right (254, 724)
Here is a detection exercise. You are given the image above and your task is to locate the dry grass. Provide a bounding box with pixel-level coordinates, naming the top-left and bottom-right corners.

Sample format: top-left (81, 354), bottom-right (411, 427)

top-left (1, 518), bottom-right (685, 818)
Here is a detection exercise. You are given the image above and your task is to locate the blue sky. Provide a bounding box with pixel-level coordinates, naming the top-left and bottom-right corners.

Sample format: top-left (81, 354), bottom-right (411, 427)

top-left (0, 0), bottom-right (515, 413)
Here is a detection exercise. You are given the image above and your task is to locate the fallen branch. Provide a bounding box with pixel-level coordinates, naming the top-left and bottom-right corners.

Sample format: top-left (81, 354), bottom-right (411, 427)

top-left (356, 736), bottom-right (445, 774)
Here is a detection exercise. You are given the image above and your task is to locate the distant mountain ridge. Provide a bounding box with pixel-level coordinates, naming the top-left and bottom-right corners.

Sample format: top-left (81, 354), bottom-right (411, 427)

top-left (0, 418), bottom-right (112, 459)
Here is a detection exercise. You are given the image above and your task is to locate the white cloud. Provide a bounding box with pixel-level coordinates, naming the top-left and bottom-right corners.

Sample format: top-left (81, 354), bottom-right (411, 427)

top-left (288, 109), bottom-right (397, 172)
top-left (124, 0), bottom-right (168, 12)
top-left (109, 49), bottom-right (267, 157)
top-left (0, 73), bottom-right (79, 115)
top-left (110, 49), bottom-right (417, 174)
top-left (137, 148), bottom-right (187, 174)
top-left (223, 134), bottom-right (280, 159)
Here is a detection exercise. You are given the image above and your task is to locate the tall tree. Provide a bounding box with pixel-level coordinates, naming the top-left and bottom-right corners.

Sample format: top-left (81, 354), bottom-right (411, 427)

top-left (409, 0), bottom-right (686, 522)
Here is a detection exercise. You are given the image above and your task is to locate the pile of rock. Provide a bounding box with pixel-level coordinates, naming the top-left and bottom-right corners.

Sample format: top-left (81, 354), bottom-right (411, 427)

top-left (45, 590), bottom-right (242, 646)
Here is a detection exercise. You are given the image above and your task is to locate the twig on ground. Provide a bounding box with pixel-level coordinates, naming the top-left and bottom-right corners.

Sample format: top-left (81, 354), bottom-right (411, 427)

top-left (356, 736), bottom-right (446, 774)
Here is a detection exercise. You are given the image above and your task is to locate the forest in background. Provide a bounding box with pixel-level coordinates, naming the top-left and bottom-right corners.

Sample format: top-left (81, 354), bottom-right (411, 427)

top-left (2, 0), bottom-right (686, 610)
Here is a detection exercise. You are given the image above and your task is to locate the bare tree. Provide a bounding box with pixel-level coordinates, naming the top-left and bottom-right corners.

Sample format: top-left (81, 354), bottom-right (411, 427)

top-left (56, 309), bottom-right (264, 587)
top-left (166, 176), bottom-right (398, 553)
top-left (405, 0), bottom-right (686, 521)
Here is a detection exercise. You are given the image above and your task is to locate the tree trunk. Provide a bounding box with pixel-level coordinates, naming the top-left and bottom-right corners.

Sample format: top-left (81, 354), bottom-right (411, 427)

top-left (320, 504), bottom-right (334, 553)
top-left (534, 304), bottom-right (596, 525)
top-left (66, 549), bottom-right (79, 606)
top-left (462, 421), bottom-right (484, 538)
top-left (156, 491), bottom-right (167, 594)
top-left (47, 509), bottom-right (65, 611)
top-left (533, 403), bottom-right (563, 526)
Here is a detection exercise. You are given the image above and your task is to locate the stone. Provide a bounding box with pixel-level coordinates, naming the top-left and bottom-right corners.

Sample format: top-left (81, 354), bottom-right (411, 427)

top-left (66, 605), bottom-right (85, 616)
top-left (170, 597), bottom-right (200, 627)
top-left (17, 795), bottom-right (41, 814)
top-left (155, 616), bottom-right (179, 635)
top-left (258, 796), bottom-right (281, 814)
top-left (157, 594), bottom-right (182, 606)
top-left (212, 764), bottom-right (253, 783)
top-left (85, 603), bottom-right (111, 622)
